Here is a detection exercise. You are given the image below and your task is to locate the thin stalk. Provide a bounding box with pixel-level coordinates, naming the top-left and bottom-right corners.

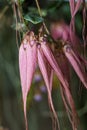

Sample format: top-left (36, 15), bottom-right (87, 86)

top-left (12, 3), bottom-right (20, 49)
top-left (0, 6), bottom-right (9, 20)
top-left (35, 0), bottom-right (50, 35)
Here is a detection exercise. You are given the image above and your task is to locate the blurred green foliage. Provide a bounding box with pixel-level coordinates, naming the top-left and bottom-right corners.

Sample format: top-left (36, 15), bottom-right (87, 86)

top-left (0, 0), bottom-right (87, 130)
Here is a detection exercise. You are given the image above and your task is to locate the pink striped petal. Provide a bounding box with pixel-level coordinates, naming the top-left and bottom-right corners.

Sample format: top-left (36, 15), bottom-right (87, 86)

top-left (41, 43), bottom-right (69, 87)
top-left (41, 43), bottom-right (78, 129)
top-left (19, 41), bottom-right (37, 130)
top-left (63, 44), bottom-right (87, 89)
top-left (37, 47), bottom-right (60, 130)
top-left (19, 43), bottom-right (28, 130)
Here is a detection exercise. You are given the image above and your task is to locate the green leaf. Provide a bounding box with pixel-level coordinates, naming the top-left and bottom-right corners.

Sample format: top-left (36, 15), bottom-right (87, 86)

top-left (24, 13), bottom-right (44, 24)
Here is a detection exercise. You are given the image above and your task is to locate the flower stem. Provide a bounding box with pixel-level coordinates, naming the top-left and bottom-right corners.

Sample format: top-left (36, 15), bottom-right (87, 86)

top-left (35, 0), bottom-right (50, 35)
top-left (0, 6), bottom-right (9, 20)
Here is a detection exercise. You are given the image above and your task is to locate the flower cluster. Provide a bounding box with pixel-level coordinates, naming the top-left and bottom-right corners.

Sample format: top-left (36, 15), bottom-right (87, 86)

top-left (19, 27), bottom-right (87, 130)
top-left (19, 1), bottom-right (87, 130)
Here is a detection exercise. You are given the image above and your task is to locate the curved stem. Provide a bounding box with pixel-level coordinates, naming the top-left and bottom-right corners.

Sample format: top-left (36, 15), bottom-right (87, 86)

top-left (35, 0), bottom-right (50, 35)
top-left (0, 6), bottom-right (9, 20)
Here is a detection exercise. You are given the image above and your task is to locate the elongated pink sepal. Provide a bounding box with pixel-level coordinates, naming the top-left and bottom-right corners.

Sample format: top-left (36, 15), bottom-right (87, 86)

top-left (19, 43), bottom-right (28, 130)
top-left (41, 43), bottom-right (69, 87)
top-left (63, 44), bottom-right (87, 89)
top-left (41, 43), bottom-right (78, 129)
top-left (38, 48), bottom-right (57, 115)
top-left (19, 42), bottom-right (37, 130)
top-left (38, 47), bottom-right (60, 130)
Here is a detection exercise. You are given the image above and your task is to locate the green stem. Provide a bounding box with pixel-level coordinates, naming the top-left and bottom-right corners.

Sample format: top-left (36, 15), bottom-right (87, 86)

top-left (0, 6), bottom-right (9, 20)
top-left (35, 0), bottom-right (50, 35)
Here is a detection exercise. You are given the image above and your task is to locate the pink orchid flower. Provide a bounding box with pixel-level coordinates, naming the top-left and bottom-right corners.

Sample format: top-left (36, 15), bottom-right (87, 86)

top-left (63, 44), bottom-right (87, 89)
top-left (18, 1), bottom-right (87, 130)
top-left (19, 32), bottom-right (60, 130)
top-left (19, 31), bottom-right (80, 130)
top-left (19, 32), bottom-right (37, 130)
top-left (50, 21), bottom-right (87, 88)
top-left (50, 18), bottom-right (87, 129)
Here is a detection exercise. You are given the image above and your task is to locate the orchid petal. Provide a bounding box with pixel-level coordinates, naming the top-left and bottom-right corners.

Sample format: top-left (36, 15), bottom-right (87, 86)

top-left (38, 47), bottom-right (60, 130)
top-left (63, 44), bottom-right (87, 89)
top-left (19, 43), bottom-right (28, 130)
top-left (41, 43), bottom-right (78, 129)
top-left (19, 41), bottom-right (37, 130)
top-left (41, 43), bottom-right (69, 88)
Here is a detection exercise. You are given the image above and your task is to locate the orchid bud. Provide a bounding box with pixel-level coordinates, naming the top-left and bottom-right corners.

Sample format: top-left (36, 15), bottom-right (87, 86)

top-left (50, 21), bottom-right (70, 41)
